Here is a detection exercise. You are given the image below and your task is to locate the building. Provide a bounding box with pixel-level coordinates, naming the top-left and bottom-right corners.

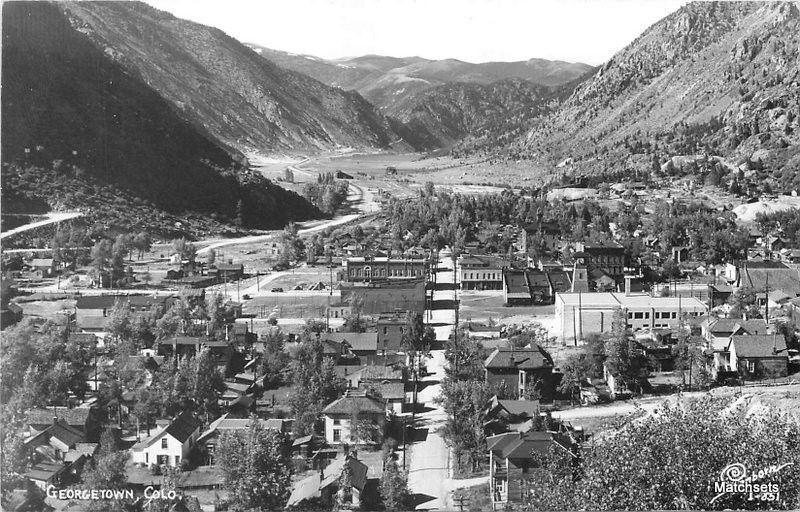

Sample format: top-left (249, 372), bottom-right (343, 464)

top-left (322, 332), bottom-right (379, 357)
top-left (484, 347), bottom-right (554, 399)
top-left (321, 392), bottom-right (385, 445)
top-left (130, 412), bottom-right (201, 468)
top-left (286, 453), bottom-right (371, 509)
top-left (197, 415), bottom-right (292, 464)
top-left (575, 242), bottom-right (627, 279)
top-left (29, 258), bottom-right (56, 277)
top-left (502, 269), bottom-right (571, 306)
top-left (214, 263), bottom-right (244, 281)
top-left (76, 295), bottom-right (170, 332)
top-left (702, 318), bottom-right (768, 351)
top-left (487, 430), bottom-right (572, 510)
top-left (729, 335), bottom-right (789, 379)
top-left (484, 396), bottom-right (541, 436)
top-left (340, 280), bottom-right (426, 315)
top-left (342, 257), bottom-right (427, 282)
top-left (460, 254), bottom-right (505, 290)
top-left (736, 260), bottom-right (800, 297)
top-left (554, 292), bottom-right (708, 344)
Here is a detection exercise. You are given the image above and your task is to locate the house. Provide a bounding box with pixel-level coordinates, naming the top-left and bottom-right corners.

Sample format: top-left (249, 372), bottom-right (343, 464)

top-left (484, 347), bottom-right (554, 399)
top-left (487, 430), bottom-right (576, 510)
top-left (76, 295), bottom-right (169, 332)
top-left (27, 407), bottom-right (97, 437)
top-left (703, 318), bottom-right (768, 351)
top-left (344, 364), bottom-right (404, 388)
top-left (503, 269), bottom-right (534, 306)
top-left (728, 335), bottom-right (789, 379)
top-left (736, 260), bottom-right (800, 298)
top-left (29, 258), bottom-right (56, 277)
top-left (130, 412), bottom-right (201, 468)
top-left (321, 392), bottom-right (386, 445)
top-left (376, 312), bottom-right (407, 352)
top-left (214, 263), bottom-right (244, 281)
top-left (22, 420), bottom-right (98, 490)
top-left (359, 381), bottom-right (406, 415)
top-left (286, 452), bottom-right (370, 509)
top-left (196, 414), bottom-right (292, 464)
top-left (460, 254), bottom-right (505, 290)
top-left (323, 332), bottom-right (379, 358)
top-left (484, 396), bottom-right (540, 435)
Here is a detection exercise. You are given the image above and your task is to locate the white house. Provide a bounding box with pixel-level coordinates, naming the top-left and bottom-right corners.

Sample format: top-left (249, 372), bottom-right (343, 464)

top-left (321, 392), bottom-right (385, 445)
top-left (131, 412), bottom-right (201, 468)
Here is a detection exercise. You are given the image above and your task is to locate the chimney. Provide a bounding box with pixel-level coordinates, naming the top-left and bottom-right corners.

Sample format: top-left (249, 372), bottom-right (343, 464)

top-left (624, 275), bottom-right (632, 296)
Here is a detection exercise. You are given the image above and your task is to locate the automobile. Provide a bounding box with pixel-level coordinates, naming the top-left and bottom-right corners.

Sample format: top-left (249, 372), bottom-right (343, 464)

top-left (242, 294), bottom-right (251, 300)
top-left (271, 287), bottom-right (284, 293)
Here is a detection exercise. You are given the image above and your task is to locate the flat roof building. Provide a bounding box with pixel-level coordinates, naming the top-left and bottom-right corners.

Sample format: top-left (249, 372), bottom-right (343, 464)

top-left (554, 292), bottom-right (708, 345)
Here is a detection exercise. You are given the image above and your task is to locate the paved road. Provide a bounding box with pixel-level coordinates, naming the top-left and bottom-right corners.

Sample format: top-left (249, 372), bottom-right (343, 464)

top-left (1, 211), bottom-right (83, 240)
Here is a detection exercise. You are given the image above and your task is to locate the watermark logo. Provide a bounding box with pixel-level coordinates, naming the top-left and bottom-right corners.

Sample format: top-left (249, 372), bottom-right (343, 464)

top-left (46, 485), bottom-right (177, 503)
top-left (709, 462), bottom-right (793, 505)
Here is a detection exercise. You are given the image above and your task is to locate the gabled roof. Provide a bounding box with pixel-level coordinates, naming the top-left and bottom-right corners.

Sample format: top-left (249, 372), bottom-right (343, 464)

top-left (361, 382), bottom-right (405, 401)
top-left (708, 319), bottom-right (767, 336)
top-left (28, 407), bottom-right (91, 428)
top-left (322, 394), bottom-right (385, 415)
top-left (286, 454), bottom-right (368, 507)
top-left (165, 411), bottom-right (202, 443)
top-left (323, 333), bottom-right (379, 352)
top-left (484, 347), bottom-right (552, 371)
top-left (197, 414), bottom-right (291, 443)
top-left (730, 335), bottom-right (788, 358)
top-left (495, 399), bottom-right (540, 418)
top-left (487, 430), bottom-right (554, 460)
top-left (356, 364), bottom-right (403, 382)
top-left (546, 271), bottom-right (571, 293)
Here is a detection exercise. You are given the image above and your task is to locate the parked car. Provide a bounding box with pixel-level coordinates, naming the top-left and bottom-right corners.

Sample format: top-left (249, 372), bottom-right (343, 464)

top-left (271, 287), bottom-right (284, 293)
top-left (242, 294), bottom-right (251, 300)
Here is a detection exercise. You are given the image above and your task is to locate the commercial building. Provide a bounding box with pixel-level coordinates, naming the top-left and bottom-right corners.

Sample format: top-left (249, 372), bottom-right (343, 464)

top-left (554, 292), bottom-right (708, 344)
top-left (340, 280), bottom-right (426, 315)
top-left (342, 257), bottom-right (427, 282)
top-left (459, 254), bottom-right (505, 290)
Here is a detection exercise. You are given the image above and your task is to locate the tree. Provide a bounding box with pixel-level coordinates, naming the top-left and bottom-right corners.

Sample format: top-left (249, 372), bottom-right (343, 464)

top-left (278, 223), bottom-right (304, 264)
top-left (81, 451), bottom-right (132, 512)
top-left (90, 239), bottom-right (113, 286)
top-left (436, 378), bottom-right (496, 473)
top-left (206, 248), bottom-right (216, 267)
top-left (289, 336), bottom-right (346, 435)
top-left (524, 397), bottom-right (800, 511)
top-left (558, 353), bottom-right (593, 404)
top-left (171, 238), bottom-right (197, 264)
top-left (216, 420), bottom-right (292, 511)
top-left (193, 348), bottom-right (225, 420)
top-left (604, 310), bottom-right (648, 395)
top-left (380, 457), bottom-right (411, 511)
top-left (132, 232), bottom-right (153, 259)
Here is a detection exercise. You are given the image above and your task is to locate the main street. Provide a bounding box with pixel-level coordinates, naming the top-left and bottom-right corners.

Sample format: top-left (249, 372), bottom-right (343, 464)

top-left (406, 249), bottom-right (488, 510)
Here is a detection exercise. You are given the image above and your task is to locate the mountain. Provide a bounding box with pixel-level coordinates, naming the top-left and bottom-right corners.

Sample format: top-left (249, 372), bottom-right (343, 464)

top-left (56, 1), bottom-right (422, 154)
top-left (1, 1), bottom-right (318, 236)
top-left (513, 1), bottom-right (800, 192)
top-left (247, 45), bottom-right (594, 112)
top-left (389, 78), bottom-right (574, 150)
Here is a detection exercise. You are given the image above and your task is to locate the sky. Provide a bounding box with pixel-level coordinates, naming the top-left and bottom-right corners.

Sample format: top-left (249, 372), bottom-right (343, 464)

top-left (145, 0), bottom-right (688, 66)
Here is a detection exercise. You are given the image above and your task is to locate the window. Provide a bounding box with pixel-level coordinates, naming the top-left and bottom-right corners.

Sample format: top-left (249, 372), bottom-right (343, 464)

top-left (333, 418), bottom-right (341, 425)
top-left (634, 312), bottom-right (643, 319)
top-left (672, 312), bottom-right (677, 319)
top-left (161, 438), bottom-right (168, 449)
top-left (644, 312), bottom-right (650, 319)
top-left (333, 429), bottom-right (341, 442)
top-left (145, 453), bottom-right (149, 464)
top-left (175, 455), bottom-right (180, 466)
top-left (747, 361), bottom-right (756, 373)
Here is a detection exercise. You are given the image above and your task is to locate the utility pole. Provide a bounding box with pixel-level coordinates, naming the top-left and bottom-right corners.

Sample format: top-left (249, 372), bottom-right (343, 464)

top-left (765, 271), bottom-right (770, 324)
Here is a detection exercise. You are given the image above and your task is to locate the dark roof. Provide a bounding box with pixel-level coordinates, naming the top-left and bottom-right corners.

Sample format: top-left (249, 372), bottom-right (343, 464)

top-left (546, 271), bottom-right (571, 293)
top-left (76, 295), bottom-right (167, 309)
top-left (164, 411), bottom-right (201, 443)
top-left (730, 335), bottom-right (788, 358)
top-left (708, 319), bottom-right (767, 335)
top-left (504, 269), bottom-right (529, 295)
top-left (28, 407), bottom-right (90, 428)
top-left (323, 332), bottom-right (378, 352)
top-left (322, 394), bottom-right (385, 415)
top-left (526, 269), bottom-right (550, 291)
top-left (46, 422), bottom-right (85, 447)
top-left (487, 430), bottom-right (554, 460)
top-left (484, 347), bottom-right (552, 371)
top-left (357, 365), bottom-right (403, 382)
top-left (362, 382), bottom-right (405, 400)
top-left (496, 399), bottom-right (540, 418)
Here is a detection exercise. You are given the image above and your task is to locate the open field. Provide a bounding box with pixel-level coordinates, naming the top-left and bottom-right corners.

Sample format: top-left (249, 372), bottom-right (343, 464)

top-left (459, 290), bottom-right (555, 323)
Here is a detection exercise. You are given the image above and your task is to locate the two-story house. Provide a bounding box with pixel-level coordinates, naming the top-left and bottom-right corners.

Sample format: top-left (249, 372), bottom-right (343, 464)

top-left (484, 347), bottom-right (554, 399)
top-left (321, 392), bottom-right (385, 445)
top-left (130, 412), bottom-right (201, 468)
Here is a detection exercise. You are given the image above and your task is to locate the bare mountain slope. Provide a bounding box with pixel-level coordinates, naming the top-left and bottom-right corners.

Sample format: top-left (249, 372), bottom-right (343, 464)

top-left (60, 1), bottom-right (419, 154)
top-left (517, 1), bottom-right (800, 191)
